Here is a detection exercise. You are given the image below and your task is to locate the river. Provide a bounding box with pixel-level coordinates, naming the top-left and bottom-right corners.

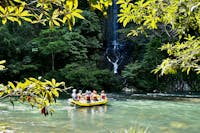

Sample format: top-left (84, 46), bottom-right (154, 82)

top-left (1, 96), bottom-right (200, 133)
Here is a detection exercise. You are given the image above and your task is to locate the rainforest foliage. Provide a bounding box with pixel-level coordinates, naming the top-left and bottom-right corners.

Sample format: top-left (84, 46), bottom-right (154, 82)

top-left (117, 0), bottom-right (200, 92)
top-left (0, 0), bottom-right (112, 29)
top-left (117, 0), bottom-right (200, 75)
top-left (0, 0), bottom-right (200, 115)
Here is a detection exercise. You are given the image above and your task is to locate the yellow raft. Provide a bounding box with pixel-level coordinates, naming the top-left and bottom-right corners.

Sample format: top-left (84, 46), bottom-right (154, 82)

top-left (71, 99), bottom-right (108, 107)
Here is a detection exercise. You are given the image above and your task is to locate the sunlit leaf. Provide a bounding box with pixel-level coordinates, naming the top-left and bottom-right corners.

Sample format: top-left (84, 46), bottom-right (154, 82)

top-left (72, 12), bottom-right (84, 19)
top-left (2, 18), bottom-right (7, 25)
top-left (0, 6), bottom-right (6, 14)
top-left (8, 82), bottom-right (15, 90)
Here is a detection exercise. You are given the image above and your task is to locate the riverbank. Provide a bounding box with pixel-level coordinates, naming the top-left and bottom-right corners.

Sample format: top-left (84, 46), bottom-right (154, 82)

top-left (107, 92), bottom-right (200, 102)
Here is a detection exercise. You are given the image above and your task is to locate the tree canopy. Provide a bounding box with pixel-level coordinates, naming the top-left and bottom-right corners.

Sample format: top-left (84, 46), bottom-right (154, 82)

top-left (1, 0), bottom-right (199, 75)
top-left (0, 0), bottom-right (112, 30)
top-left (117, 0), bottom-right (200, 75)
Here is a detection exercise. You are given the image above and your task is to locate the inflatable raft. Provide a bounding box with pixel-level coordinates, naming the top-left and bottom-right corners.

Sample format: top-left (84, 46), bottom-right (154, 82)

top-left (70, 99), bottom-right (108, 107)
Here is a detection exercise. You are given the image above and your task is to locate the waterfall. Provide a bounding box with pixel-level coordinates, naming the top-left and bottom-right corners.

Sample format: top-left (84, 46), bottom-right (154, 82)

top-left (112, 0), bottom-right (118, 45)
top-left (106, 0), bottom-right (123, 74)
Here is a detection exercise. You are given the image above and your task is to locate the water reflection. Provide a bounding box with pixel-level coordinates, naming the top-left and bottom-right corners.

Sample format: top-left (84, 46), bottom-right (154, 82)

top-left (76, 105), bottom-right (108, 115)
top-left (1, 99), bottom-right (200, 133)
top-left (66, 105), bottom-right (108, 132)
top-left (67, 105), bottom-right (108, 121)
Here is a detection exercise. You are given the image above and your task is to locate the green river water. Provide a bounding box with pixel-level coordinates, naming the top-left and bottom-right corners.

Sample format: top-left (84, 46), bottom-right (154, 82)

top-left (0, 97), bottom-right (200, 133)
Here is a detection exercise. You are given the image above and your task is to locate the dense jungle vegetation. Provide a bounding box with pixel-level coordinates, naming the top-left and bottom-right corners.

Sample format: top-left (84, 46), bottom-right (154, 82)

top-left (0, 0), bottom-right (200, 94)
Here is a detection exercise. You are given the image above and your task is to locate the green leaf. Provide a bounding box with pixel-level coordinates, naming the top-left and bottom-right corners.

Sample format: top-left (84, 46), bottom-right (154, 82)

top-left (8, 82), bottom-right (15, 89)
top-left (187, 67), bottom-right (190, 75)
top-left (0, 60), bottom-right (6, 64)
top-left (72, 12), bottom-right (85, 19)
top-left (51, 89), bottom-right (59, 97)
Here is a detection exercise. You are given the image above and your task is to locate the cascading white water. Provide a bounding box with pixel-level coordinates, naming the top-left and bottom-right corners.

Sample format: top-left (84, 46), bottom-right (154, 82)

top-left (106, 0), bottom-right (123, 74)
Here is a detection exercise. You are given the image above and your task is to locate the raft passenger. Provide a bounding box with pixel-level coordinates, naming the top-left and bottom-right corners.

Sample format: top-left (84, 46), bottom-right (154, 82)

top-left (91, 90), bottom-right (99, 101)
top-left (101, 90), bottom-right (107, 100)
top-left (71, 89), bottom-right (77, 100)
top-left (85, 91), bottom-right (91, 103)
top-left (77, 90), bottom-right (82, 101)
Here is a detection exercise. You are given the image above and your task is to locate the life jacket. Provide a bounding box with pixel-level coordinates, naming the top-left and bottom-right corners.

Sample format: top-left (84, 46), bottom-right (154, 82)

top-left (93, 94), bottom-right (98, 101)
top-left (77, 94), bottom-right (82, 100)
top-left (86, 95), bottom-right (90, 100)
top-left (101, 94), bottom-right (106, 99)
